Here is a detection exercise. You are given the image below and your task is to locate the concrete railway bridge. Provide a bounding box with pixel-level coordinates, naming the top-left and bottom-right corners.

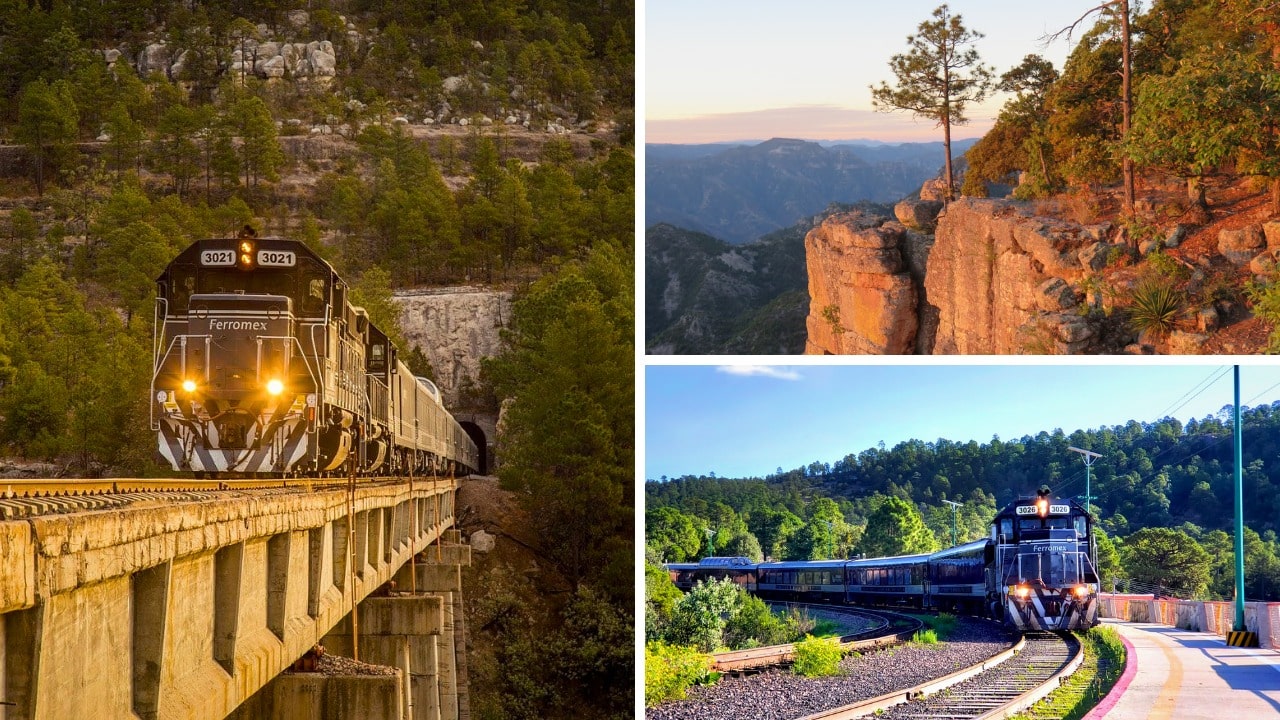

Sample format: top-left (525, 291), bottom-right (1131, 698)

top-left (0, 477), bottom-right (472, 720)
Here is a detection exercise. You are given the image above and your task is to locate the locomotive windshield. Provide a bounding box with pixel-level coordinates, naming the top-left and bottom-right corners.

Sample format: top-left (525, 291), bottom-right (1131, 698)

top-left (1009, 547), bottom-right (1095, 586)
top-left (164, 259), bottom-right (331, 317)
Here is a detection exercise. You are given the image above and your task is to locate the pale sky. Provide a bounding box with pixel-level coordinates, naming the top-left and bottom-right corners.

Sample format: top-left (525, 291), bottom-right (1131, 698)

top-left (645, 363), bottom-right (1280, 482)
top-left (645, 1), bottom-right (1102, 143)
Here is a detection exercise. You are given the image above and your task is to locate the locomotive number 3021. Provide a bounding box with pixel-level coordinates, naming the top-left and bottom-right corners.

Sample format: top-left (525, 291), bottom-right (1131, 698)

top-left (257, 250), bottom-right (296, 267)
top-left (200, 249), bottom-right (236, 266)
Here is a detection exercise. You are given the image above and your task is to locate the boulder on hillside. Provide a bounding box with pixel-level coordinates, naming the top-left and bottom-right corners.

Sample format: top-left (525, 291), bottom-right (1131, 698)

top-left (1219, 225), bottom-right (1266, 265)
top-left (894, 198), bottom-right (944, 231)
top-left (920, 177), bottom-right (950, 202)
top-left (1078, 241), bottom-right (1112, 271)
top-left (1264, 220), bottom-right (1280, 250)
top-left (1036, 278), bottom-right (1078, 312)
top-left (469, 529), bottom-right (495, 553)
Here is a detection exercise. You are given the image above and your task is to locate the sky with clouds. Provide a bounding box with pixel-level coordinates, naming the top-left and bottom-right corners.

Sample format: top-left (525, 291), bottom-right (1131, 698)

top-left (644, 1), bottom-right (1100, 143)
top-left (644, 363), bottom-right (1280, 481)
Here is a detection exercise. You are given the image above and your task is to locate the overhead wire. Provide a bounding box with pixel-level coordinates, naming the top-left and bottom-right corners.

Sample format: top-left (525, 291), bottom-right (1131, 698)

top-left (1054, 370), bottom-right (1280, 509)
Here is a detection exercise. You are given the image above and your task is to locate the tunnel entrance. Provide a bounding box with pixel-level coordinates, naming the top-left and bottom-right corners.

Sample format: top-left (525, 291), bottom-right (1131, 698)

top-left (460, 421), bottom-right (488, 475)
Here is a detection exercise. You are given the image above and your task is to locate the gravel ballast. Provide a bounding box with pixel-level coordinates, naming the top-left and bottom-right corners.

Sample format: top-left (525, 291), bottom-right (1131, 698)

top-left (647, 616), bottom-right (1015, 720)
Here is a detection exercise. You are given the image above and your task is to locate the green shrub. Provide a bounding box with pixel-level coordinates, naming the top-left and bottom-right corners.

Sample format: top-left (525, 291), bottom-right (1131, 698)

top-left (666, 577), bottom-right (742, 651)
top-left (927, 612), bottom-right (958, 639)
top-left (1129, 278), bottom-right (1183, 334)
top-left (792, 634), bottom-right (844, 677)
top-left (1247, 276), bottom-right (1280, 353)
top-left (912, 628), bottom-right (939, 644)
top-left (644, 642), bottom-right (714, 707)
top-left (723, 592), bottom-right (790, 649)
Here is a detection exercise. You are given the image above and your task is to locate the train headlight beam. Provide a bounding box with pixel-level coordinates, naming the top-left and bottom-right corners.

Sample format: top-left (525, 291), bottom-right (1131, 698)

top-left (182, 379), bottom-right (197, 393)
top-left (266, 379), bottom-right (284, 396)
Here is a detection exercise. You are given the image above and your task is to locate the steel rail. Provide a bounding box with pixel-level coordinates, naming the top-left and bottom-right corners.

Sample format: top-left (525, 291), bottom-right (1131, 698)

top-left (711, 605), bottom-right (923, 673)
top-left (0, 476), bottom-right (453, 520)
top-left (795, 631), bottom-right (1081, 720)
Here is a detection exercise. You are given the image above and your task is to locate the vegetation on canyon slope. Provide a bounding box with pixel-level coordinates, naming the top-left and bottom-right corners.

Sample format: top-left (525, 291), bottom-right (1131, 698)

top-left (0, 2), bottom-right (635, 718)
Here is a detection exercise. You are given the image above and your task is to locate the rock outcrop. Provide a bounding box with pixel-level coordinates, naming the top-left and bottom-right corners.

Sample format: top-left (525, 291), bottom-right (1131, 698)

top-left (805, 198), bottom-right (1103, 354)
top-left (804, 211), bottom-right (925, 354)
top-left (394, 287), bottom-right (512, 407)
top-left (925, 198), bottom-right (1097, 354)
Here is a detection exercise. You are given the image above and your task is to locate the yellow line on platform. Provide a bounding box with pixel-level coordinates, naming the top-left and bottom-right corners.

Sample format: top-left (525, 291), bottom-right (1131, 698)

top-left (1149, 631), bottom-right (1184, 720)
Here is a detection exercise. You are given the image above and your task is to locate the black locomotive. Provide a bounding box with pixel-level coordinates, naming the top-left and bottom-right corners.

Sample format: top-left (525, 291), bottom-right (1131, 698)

top-left (150, 233), bottom-right (478, 477)
top-left (665, 489), bottom-right (1100, 632)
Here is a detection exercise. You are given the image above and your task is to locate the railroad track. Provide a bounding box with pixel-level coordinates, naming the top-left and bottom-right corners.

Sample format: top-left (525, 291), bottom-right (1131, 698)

top-left (0, 477), bottom-right (451, 520)
top-left (797, 631), bottom-right (1081, 720)
top-left (711, 604), bottom-right (922, 673)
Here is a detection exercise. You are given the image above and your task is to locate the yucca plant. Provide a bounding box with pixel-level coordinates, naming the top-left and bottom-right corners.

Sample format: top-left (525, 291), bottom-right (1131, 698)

top-left (1129, 278), bottom-right (1183, 334)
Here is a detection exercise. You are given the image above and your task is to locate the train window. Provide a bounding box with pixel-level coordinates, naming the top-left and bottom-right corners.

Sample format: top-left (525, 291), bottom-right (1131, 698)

top-left (1074, 516), bottom-right (1087, 537)
top-left (301, 261), bottom-right (329, 315)
top-left (171, 270), bottom-right (196, 309)
top-left (1000, 519), bottom-right (1013, 539)
top-left (1019, 519), bottom-right (1041, 530)
top-left (1046, 517), bottom-right (1071, 529)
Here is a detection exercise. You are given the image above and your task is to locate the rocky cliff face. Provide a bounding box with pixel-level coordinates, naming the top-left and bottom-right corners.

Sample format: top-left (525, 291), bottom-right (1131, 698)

top-left (804, 211), bottom-right (926, 354)
top-left (394, 287), bottom-right (511, 406)
top-left (806, 198), bottom-right (1104, 354)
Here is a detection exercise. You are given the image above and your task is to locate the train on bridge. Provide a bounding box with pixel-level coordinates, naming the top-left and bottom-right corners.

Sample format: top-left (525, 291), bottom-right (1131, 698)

top-left (150, 231), bottom-right (479, 477)
top-left (666, 489), bottom-right (1100, 632)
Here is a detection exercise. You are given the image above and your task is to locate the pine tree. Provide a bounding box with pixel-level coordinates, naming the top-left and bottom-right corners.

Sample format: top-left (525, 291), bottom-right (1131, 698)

top-left (16, 78), bottom-right (79, 196)
top-left (870, 4), bottom-right (994, 202)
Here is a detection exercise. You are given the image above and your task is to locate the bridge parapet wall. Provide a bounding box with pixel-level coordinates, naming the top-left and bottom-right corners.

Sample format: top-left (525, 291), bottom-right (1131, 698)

top-left (1099, 594), bottom-right (1280, 649)
top-left (0, 478), bottom-right (457, 720)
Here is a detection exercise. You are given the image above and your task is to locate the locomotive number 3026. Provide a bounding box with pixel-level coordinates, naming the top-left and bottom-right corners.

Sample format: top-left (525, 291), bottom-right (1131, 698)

top-left (257, 250), bottom-right (296, 267)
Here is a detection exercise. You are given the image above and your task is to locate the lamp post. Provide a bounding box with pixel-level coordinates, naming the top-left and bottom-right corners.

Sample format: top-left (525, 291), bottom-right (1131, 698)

top-left (1233, 365), bottom-right (1246, 633)
top-left (943, 500), bottom-right (961, 547)
top-left (1068, 446), bottom-right (1102, 516)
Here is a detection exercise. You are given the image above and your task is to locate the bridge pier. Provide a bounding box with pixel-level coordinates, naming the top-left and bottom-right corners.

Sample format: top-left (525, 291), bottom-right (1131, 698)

top-left (231, 538), bottom-right (472, 720)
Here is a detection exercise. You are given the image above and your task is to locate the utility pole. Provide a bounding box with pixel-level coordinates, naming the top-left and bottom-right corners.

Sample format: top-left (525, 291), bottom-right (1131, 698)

top-left (705, 527), bottom-right (715, 557)
top-left (943, 500), bottom-right (961, 547)
top-left (1233, 365), bottom-right (1246, 633)
top-left (1068, 446), bottom-right (1102, 516)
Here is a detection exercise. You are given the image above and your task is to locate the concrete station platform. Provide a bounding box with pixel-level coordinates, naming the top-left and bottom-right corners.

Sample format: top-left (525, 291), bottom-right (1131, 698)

top-left (1091, 619), bottom-right (1280, 718)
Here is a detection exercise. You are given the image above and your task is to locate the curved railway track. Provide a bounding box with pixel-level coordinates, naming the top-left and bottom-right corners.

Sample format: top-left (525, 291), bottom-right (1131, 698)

top-left (798, 631), bottom-right (1081, 720)
top-left (0, 476), bottom-right (452, 520)
top-left (712, 604), bottom-right (922, 673)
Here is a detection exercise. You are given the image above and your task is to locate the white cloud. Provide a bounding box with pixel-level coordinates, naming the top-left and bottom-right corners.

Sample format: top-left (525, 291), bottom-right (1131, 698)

top-left (716, 365), bottom-right (802, 381)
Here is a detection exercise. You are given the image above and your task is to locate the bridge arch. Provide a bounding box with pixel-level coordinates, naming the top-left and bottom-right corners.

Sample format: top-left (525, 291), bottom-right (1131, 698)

top-left (460, 421), bottom-right (488, 474)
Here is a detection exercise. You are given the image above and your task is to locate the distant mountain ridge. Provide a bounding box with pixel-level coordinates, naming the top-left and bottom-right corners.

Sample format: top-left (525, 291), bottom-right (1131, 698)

top-left (646, 203), bottom-right (894, 354)
top-left (645, 137), bottom-right (976, 245)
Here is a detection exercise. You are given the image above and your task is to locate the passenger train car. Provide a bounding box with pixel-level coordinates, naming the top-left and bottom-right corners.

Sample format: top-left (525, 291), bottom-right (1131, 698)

top-left (667, 556), bottom-right (757, 592)
top-left (150, 233), bottom-right (479, 477)
top-left (663, 489), bottom-right (1100, 632)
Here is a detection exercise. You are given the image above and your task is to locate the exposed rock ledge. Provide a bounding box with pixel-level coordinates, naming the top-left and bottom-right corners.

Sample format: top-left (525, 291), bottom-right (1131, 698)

top-left (806, 198), bottom-right (1103, 355)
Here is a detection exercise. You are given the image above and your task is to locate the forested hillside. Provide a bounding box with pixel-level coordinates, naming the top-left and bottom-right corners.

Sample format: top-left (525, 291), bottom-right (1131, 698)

top-left (0, 2), bottom-right (633, 717)
top-left (647, 402), bottom-right (1280, 601)
top-left (957, 0), bottom-right (1280, 351)
top-left (0, 0), bottom-right (632, 472)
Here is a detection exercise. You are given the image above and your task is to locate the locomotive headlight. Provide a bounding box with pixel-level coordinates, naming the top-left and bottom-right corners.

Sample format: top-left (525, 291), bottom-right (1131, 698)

top-left (1073, 585), bottom-right (1089, 599)
top-left (266, 379), bottom-right (284, 396)
top-left (1036, 498), bottom-right (1049, 517)
top-left (1013, 585), bottom-right (1031, 600)
top-left (181, 379), bottom-right (197, 393)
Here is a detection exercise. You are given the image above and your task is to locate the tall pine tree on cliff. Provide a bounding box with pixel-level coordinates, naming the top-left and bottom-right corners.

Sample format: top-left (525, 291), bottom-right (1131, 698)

top-left (870, 4), bottom-right (994, 202)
